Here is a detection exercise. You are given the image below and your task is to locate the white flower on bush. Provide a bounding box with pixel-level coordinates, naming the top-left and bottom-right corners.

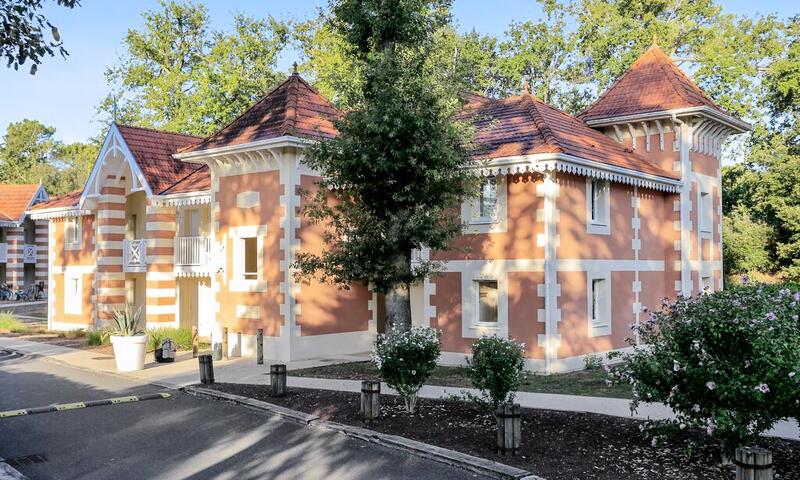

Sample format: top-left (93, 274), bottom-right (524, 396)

top-left (692, 404), bottom-right (701, 413)
top-left (372, 326), bottom-right (441, 413)
top-left (755, 383), bottom-right (770, 394)
top-left (706, 381), bottom-right (716, 390)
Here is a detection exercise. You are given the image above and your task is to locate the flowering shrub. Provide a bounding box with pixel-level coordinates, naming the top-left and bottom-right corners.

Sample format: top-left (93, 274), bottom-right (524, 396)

top-left (467, 335), bottom-right (525, 410)
top-left (372, 326), bottom-right (441, 413)
top-left (610, 283), bottom-right (800, 452)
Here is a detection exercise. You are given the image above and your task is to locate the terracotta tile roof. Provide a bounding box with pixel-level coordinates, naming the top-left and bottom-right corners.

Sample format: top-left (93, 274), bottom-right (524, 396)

top-left (580, 45), bottom-right (728, 122)
top-left (0, 184), bottom-right (43, 222)
top-left (461, 93), bottom-right (678, 179)
top-left (116, 125), bottom-right (206, 194)
top-left (182, 73), bottom-right (339, 153)
top-left (159, 165), bottom-right (211, 195)
top-left (30, 189), bottom-right (82, 211)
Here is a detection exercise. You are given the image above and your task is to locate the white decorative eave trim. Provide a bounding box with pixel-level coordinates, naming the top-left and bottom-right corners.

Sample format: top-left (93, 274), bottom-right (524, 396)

top-left (173, 135), bottom-right (310, 163)
top-left (174, 270), bottom-right (213, 278)
top-left (79, 123), bottom-right (154, 208)
top-left (28, 207), bottom-right (91, 220)
top-left (473, 153), bottom-right (681, 193)
top-left (584, 106), bottom-right (750, 134)
top-left (152, 190), bottom-right (212, 207)
top-left (0, 220), bottom-right (20, 228)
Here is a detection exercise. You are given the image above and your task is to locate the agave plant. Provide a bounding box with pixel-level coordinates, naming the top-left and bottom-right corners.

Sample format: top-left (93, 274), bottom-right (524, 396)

top-left (110, 305), bottom-right (144, 336)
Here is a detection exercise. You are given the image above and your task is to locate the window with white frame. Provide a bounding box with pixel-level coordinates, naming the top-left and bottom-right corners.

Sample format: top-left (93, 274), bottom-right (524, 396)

top-left (476, 280), bottom-right (498, 324)
top-left (64, 273), bottom-right (82, 315)
top-left (479, 177), bottom-right (498, 219)
top-left (229, 225), bottom-right (267, 292)
top-left (701, 275), bottom-right (712, 293)
top-left (65, 217), bottom-right (81, 249)
top-left (462, 176), bottom-right (507, 233)
top-left (699, 191), bottom-right (712, 233)
top-left (588, 274), bottom-right (611, 336)
top-left (586, 179), bottom-right (610, 234)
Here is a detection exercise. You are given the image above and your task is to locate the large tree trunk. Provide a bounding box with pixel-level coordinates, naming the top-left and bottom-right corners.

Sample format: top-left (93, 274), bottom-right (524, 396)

top-left (384, 252), bottom-right (412, 333)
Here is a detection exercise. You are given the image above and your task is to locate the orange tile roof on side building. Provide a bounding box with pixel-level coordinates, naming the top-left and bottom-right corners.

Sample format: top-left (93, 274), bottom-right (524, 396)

top-left (0, 184), bottom-right (45, 223)
top-left (461, 92), bottom-right (678, 179)
top-left (29, 188), bottom-right (83, 211)
top-left (579, 45), bottom-right (730, 123)
top-left (180, 72), bottom-right (339, 154)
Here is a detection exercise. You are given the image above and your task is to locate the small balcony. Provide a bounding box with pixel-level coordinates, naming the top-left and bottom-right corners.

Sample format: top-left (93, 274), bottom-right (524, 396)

top-left (23, 244), bottom-right (36, 264)
top-left (123, 239), bottom-right (148, 273)
top-left (174, 236), bottom-right (212, 275)
top-left (0, 243), bottom-right (7, 263)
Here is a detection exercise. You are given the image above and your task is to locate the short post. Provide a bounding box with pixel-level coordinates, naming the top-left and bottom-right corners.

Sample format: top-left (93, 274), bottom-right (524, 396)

top-left (735, 446), bottom-right (773, 480)
top-left (198, 354), bottom-right (215, 385)
top-left (496, 402), bottom-right (521, 455)
top-left (270, 364), bottom-right (287, 396)
top-left (236, 332), bottom-right (242, 357)
top-left (222, 327), bottom-right (229, 360)
top-left (360, 380), bottom-right (380, 424)
top-left (191, 326), bottom-right (199, 358)
top-left (256, 329), bottom-right (264, 365)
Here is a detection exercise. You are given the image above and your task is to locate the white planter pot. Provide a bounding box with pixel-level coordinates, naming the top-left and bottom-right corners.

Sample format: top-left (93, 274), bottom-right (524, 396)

top-left (110, 334), bottom-right (149, 372)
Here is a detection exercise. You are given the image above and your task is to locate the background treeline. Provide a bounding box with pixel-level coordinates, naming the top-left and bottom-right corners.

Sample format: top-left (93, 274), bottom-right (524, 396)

top-left (1, 0), bottom-right (798, 280)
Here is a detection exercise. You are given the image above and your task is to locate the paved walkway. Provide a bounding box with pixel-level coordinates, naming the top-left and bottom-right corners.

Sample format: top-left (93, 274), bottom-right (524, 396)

top-left (1, 336), bottom-right (797, 441)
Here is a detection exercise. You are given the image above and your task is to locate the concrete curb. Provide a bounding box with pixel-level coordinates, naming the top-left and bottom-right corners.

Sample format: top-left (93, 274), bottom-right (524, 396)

top-left (0, 461), bottom-right (29, 480)
top-left (182, 385), bottom-right (543, 480)
top-left (184, 386), bottom-right (320, 425)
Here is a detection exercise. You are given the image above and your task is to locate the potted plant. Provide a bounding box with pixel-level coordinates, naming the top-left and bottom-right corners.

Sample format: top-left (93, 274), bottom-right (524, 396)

top-left (109, 305), bottom-right (148, 372)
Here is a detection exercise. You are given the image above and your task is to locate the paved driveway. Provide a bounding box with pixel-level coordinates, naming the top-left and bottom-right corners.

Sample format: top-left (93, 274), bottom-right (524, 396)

top-left (0, 352), bottom-right (482, 480)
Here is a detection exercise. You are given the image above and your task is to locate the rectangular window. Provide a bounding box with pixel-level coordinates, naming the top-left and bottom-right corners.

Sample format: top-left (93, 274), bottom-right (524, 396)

top-left (479, 177), bottom-right (498, 219)
top-left (243, 237), bottom-right (258, 280)
top-left (64, 274), bottom-right (81, 315)
top-left (477, 280), bottom-right (498, 324)
top-left (24, 221), bottom-right (35, 244)
top-left (587, 179), bottom-right (610, 234)
top-left (65, 218), bottom-right (80, 246)
top-left (590, 180), bottom-right (609, 224)
top-left (589, 277), bottom-right (610, 336)
top-left (701, 275), bottom-right (712, 293)
top-left (699, 192), bottom-right (712, 233)
top-left (0, 228), bottom-right (6, 243)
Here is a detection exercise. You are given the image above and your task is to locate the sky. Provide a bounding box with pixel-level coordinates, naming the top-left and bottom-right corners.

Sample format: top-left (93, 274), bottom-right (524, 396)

top-left (0, 0), bottom-right (794, 144)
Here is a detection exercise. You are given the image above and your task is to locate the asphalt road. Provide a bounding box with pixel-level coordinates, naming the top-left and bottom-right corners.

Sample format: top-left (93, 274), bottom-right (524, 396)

top-left (0, 351), bottom-right (482, 480)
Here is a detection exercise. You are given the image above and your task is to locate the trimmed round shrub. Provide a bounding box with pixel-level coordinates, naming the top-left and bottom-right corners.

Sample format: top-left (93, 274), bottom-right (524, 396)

top-left (610, 283), bottom-right (800, 452)
top-left (467, 335), bottom-right (525, 410)
top-left (372, 326), bottom-right (441, 413)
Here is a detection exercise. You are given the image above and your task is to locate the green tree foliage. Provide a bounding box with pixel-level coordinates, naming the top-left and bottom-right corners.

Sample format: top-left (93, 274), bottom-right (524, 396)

top-left (0, 120), bottom-right (98, 195)
top-left (0, 0), bottom-right (79, 74)
top-left (723, 206), bottom-right (774, 275)
top-left (293, 0), bottom-right (480, 331)
top-left (103, 0), bottom-right (290, 136)
top-left (0, 119), bottom-right (58, 184)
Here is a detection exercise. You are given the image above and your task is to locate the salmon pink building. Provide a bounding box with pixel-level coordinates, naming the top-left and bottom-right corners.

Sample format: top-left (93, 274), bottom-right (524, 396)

top-left (30, 45), bottom-right (749, 372)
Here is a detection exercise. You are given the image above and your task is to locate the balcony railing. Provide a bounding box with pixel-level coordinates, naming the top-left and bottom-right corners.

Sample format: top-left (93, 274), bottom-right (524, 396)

top-left (123, 239), bottom-right (148, 272)
top-left (23, 244), bottom-right (36, 264)
top-left (175, 236), bottom-right (211, 269)
top-left (0, 243), bottom-right (7, 263)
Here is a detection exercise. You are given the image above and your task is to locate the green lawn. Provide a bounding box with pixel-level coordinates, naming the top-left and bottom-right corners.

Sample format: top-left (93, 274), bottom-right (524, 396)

top-left (289, 361), bottom-right (632, 399)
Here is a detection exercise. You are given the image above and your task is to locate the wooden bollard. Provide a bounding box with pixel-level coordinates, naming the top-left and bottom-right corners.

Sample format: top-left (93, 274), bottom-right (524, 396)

top-left (199, 354), bottom-right (215, 384)
top-left (496, 402), bottom-right (521, 455)
top-left (735, 447), bottom-right (773, 480)
top-left (222, 327), bottom-right (228, 360)
top-left (360, 381), bottom-right (380, 424)
top-left (191, 326), bottom-right (199, 358)
top-left (256, 329), bottom-right (264, 365)
top-left (270, 364), bottom-right (287, 396)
